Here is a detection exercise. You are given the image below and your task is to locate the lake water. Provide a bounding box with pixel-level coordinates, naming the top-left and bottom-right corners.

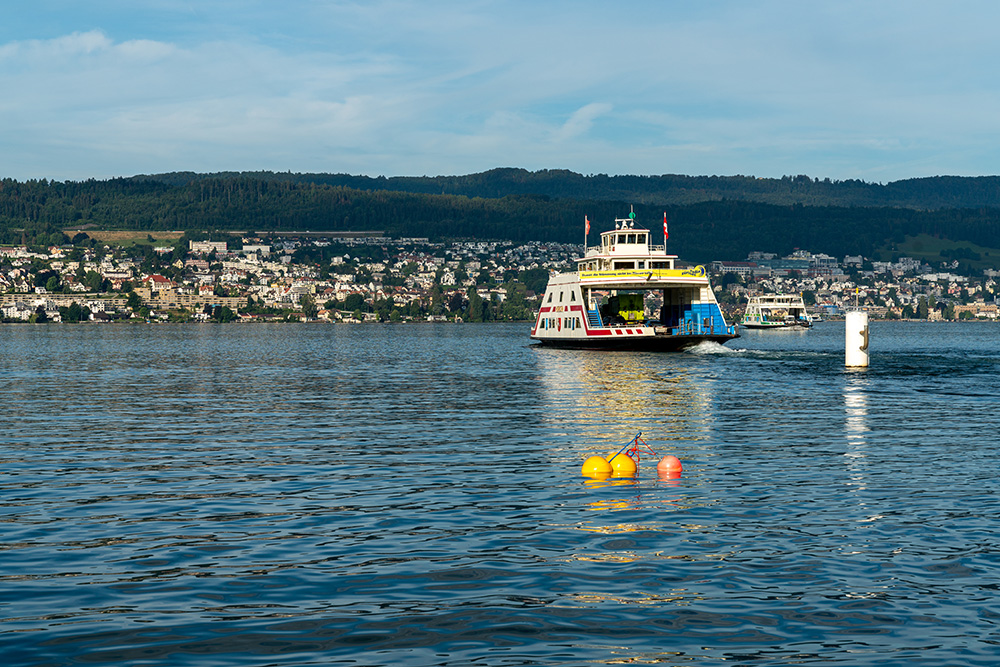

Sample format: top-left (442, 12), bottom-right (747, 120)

top-left (2, 321), bottom-right (1000, 666)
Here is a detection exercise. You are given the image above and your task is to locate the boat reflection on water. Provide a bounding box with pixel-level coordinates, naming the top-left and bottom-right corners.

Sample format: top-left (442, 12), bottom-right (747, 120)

top-left (534, 346), bottom-right (738, 614)
top-left (534, 348), bottom-right (717, 459)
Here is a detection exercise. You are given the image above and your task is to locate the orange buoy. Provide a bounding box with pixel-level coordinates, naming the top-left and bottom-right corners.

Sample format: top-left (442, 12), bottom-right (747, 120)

top-left (608, 452), bottom-right (637, 477)
top-left (581, 455), bottom-right (612, 478)
top-left (657, 455), bottom-right (682, 475)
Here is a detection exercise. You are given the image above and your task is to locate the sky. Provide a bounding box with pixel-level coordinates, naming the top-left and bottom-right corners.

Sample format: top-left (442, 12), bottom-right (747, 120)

top-left (2, 1), bottom-right (1000, 183)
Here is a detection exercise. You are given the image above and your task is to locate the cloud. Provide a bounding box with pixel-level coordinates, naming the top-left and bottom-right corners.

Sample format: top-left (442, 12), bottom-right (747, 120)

top-left (0, 27), bottom-right (414, 175)
top-left (552, 103), bottom-right (613, 142)
top-left (4, 3), bottom-right (1000, 180)
top-left (0, 29), bottom-right (112, 60)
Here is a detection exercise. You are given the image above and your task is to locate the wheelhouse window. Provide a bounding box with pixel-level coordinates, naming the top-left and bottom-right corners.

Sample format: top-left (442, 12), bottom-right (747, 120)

top-left (613, 261), bottom-right (635, 269)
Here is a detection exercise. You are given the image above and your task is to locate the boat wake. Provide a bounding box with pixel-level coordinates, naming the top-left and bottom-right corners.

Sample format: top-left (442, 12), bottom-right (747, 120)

top-left (687, 341), bottom-right (740, 355)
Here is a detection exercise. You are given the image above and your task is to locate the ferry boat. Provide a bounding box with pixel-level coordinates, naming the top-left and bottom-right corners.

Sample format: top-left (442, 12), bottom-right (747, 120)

top-left (741, 294), bottom-right (812, 329)
top-left (530, 210), bottom-right (738, 350)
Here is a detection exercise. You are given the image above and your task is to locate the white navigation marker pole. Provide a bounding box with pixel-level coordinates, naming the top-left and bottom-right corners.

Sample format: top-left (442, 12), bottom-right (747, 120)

top-left (845, 310), bottom-right (870, 367)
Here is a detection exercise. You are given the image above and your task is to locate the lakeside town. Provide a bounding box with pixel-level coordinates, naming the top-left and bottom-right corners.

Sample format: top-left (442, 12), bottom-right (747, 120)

top-left (0, 230), bottom-right (998, 323)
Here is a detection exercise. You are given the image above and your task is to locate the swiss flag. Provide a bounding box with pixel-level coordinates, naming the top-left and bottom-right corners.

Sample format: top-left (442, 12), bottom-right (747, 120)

top-left (663, 212), bottom-right (668, 240)
top-left (585, 215), bottom-right (591, 235)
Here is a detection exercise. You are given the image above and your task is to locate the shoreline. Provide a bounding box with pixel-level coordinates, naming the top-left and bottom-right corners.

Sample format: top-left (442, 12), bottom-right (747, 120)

top-left (2, 317), bottom-right (997, 326)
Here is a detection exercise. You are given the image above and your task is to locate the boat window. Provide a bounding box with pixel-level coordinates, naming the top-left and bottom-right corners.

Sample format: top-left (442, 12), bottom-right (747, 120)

top-left (637, 234), bottom-right (646, 244)
top-left (613, 261), bottom-right (635, 269)
top-left (570, 291), bottom-right (576, 301)
top-left (637, 261), bottom-right (645, 269)
top-left (547, 292), bottom-right (553, 303)
top-left (559, 291), bottom-right (564, 302)
top-left (627, 234), bottom-right (636, 244)
top-left (651, 261), bottom-right (670, 269)
top-left (618, 234), bottom-right (628, 244)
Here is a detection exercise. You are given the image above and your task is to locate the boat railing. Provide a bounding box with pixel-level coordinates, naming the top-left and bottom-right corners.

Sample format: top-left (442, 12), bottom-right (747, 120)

top-left (583, 243), bottom-right (667, 256)
top-left (601, 318), bottom-right (737, 337)
top-left (661, 318), bottom-right (737, 338)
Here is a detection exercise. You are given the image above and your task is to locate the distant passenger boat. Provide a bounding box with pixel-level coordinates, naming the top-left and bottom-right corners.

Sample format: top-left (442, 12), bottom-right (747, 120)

top-left (530, 209), bottom-right (738, 350)
top-left (741, 294), bottom-right (813, 329)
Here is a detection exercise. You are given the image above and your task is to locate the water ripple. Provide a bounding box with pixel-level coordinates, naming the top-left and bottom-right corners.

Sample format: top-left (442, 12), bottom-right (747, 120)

top-left (2, 323), bottom-right (1000, 665)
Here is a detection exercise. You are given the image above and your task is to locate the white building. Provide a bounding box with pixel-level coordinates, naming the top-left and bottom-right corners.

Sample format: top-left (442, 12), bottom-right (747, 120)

top-left (189, 240), bottom-right (228, 254)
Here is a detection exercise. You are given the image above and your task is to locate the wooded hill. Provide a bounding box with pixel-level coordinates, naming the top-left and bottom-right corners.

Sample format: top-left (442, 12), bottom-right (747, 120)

top-left (2, 169), bottom-right (1000, 265)
top-left (136, 169), bottom-right (1000, 210)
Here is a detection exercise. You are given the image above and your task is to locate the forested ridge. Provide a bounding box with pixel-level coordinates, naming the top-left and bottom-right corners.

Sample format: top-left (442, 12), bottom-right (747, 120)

top-left (134, 169), bottom-right (1000, 210)
top-left (2, 170), bottom-right (1000, 262)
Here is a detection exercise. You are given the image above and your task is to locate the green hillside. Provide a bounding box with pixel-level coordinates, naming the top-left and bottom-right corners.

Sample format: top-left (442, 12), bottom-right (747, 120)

top-left (136, 168), bottom-right (1000, 210)
top-left (1, 171), bottom-right (1000, 265)
top-left (887, 234), bottom-right (1000, 273)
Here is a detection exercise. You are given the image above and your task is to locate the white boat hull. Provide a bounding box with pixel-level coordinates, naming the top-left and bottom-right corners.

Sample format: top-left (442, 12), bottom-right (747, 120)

top-left (531, 210), bottom-right (738, 351)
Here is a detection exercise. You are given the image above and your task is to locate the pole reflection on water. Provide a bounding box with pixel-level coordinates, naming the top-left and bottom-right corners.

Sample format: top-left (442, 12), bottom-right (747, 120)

top-left (844, 371), bottom-right (870, 457)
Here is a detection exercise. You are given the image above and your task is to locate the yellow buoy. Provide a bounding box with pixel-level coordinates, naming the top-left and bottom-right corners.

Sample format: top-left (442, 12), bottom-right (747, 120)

top-left (607, 452), bottom-right (637, 477)
top-left (581, 455), bottom-right (612, 478)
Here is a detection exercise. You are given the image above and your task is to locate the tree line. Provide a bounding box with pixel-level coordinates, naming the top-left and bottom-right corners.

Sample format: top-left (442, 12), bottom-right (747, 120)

top-left (2, 173), bottom-right (1000, 262)
top-left (135, 168), bottom-right (1000, 209)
